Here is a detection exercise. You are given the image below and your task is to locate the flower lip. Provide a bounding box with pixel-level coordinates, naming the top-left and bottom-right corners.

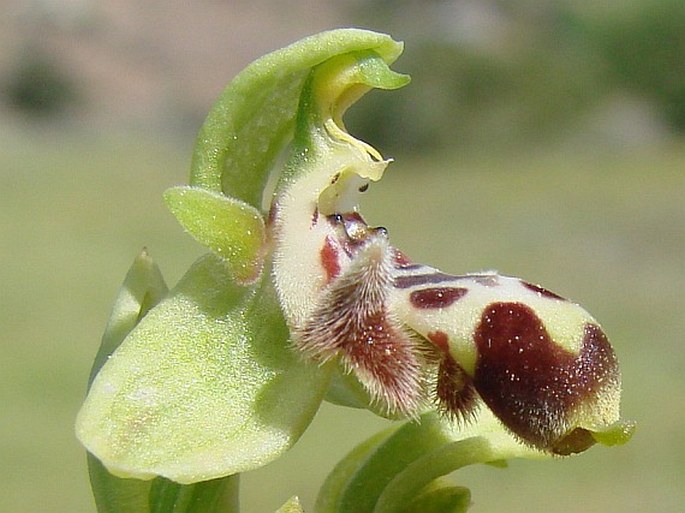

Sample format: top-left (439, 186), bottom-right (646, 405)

top-left (552, 418), bottom-right (636, 455)
top-left (551, 427), bottom-right (597, 455)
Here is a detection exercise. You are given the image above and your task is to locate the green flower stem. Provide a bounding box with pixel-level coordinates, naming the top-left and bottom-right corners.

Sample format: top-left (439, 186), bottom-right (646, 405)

top-left (317, 406), bottom-right (633, 513)
top-left (315, 416), bottom-right (455, 513)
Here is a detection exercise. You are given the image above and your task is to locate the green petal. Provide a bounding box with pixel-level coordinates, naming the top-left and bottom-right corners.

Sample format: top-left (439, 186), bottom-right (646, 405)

top-left (190, 28), bottom-right (405, 206)
top-left (164, 186), bottom-right (265, 284)
top-left (76, 254), bottom-right (330, 484)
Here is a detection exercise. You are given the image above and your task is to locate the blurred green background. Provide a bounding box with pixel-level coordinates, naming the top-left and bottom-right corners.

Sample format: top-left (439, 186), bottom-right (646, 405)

top-left (1, 1), bottom-right (683, 512)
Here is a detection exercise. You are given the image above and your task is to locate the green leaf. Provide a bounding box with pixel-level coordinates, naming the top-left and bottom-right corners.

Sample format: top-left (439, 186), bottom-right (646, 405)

top-left (190, 28), bottom-right (405, 207)
top-left (164, 186), bottom-right (265, 284)
top-left (76, 254), bottom-right (331, 484)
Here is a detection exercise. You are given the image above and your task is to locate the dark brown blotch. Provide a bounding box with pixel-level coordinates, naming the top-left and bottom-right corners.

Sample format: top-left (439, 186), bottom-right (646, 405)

top-left (410, 287), bottom-right (468, 309)
top-left (473, 302), bottom-right (619, 451)
top-left (427, 331), bottom-right (479, 421)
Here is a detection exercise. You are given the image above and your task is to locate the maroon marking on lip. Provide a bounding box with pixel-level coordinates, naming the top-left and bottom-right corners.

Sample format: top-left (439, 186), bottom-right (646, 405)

top-left (473, 302), bottom-right (619, 450)
top-left (392, 248), bottom-right (415, 268)
top-left (311, 207), bottom-right (319, 227)
top-left (410, 287), bottom-right (468, 309)
top-left (320, 235), bottom-right (341, 282)
top-left (522, 281), bottom-right (566, 300)
top-left (427, 330), bottom-right (449, 353)
top-left (436, 352), bottom-right (479, 422)
top-left (394, 272), bottom-right (458, 289)
top-left (267, 200), bottom-right (279, 227)
top-left (297, 247), bottom-right (424, 416)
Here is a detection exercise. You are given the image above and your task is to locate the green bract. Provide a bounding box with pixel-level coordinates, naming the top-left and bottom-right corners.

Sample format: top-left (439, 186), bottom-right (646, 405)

top-left (76, 28), bottom-right (633, 513)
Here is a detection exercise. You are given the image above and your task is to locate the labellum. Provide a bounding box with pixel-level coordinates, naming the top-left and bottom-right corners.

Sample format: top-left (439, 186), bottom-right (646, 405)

top-left (271, 53), bottom-right (623, 455)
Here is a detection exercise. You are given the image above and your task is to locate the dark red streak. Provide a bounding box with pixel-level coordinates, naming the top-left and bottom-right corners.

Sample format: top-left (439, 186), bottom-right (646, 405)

top-left (394, 272), bottom-right (458, 289)
top-left (522, 281), bottom-right (566, 300)
top-left (427, 330), bottom-right (450, 353)
top-left (320, 236), bottom-right (340, 282)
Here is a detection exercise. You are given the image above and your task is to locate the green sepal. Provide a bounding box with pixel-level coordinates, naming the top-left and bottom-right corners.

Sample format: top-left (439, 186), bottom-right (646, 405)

top-left (77, 254), bottom-right (331, 484)
top-left (164, 186), bottom-right (265, 284)
top-left (87, 248), bottom-right (168, 387)
top-left (85, 249), bottom-right (166, 513)
top-left (84, 252), bottom-right (240, 513)
top-left (190, 28), bottom-right (405, 207)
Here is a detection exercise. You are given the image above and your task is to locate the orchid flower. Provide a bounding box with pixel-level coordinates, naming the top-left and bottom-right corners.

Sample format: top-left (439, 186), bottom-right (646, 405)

top-left (75, 29), bottom-right (633, 513)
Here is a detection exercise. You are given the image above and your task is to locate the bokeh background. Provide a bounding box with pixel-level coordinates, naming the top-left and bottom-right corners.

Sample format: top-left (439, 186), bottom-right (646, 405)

top-left (2, 1), bottom-right (683, 512)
